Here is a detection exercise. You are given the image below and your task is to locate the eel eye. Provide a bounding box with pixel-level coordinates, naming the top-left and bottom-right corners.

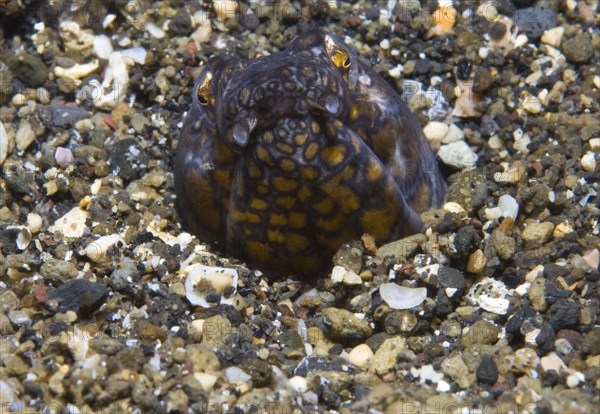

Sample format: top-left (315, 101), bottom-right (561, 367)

top-left (324, 33), bottom-right (352, 71)
top-left (195, 71), bottom-right (215, 107)
top-left (197, 95), bottom-right (209, 106)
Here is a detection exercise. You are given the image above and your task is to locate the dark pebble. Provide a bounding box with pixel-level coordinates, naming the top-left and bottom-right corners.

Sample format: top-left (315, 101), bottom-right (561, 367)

top-left (294, 356), bottom-right (361, 376)
top-left (581, 328), bottom-right (600, 357)
top-left (241, 359), bottom-right (274, 388)
top-left (438, 266), bottom-right (466, 293)
top-left (549, 299), bottom-right (581, 331)
top-left (506, 305), bottom-right (536, 336)
top-left (541, 369), bottom-right (560, 387)
top-left (110, 262), bottom-right (140, 291)
top-left (1, 52), bottom-right (49, 87)
top-left (47, 279), bottom-right (108, 315)
top-left (50, 103), bottom-right (92, 127)
top-left (108, 139), bottom-right (149, 182)
top-left (513, 8), bottom-right (557, 40)
top-left (562, 34), bottom-right (594, 64)
top-left (453, 226), bottom-right (481, 255)
top-left (535, 322), bottom-right (556, 353)
top-left (168, 8), bottom-right (192, 36)
top-left (476, 356), bottom-right (499, 385)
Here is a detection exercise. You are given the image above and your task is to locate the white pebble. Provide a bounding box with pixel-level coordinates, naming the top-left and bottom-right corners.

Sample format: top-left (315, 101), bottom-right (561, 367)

top-left (581, 151), bottom-right (596, 173)
top-left (224, 367), bottom-right (252, 384)
top-left (15, 121), bottom-right (35, 152)
top-left (55, 147), bottom-right (74, 166)
top-left (438, 141), bottom-right (478, 170)
top-left (498, 194), bottom-right (519, 219)
top-left (93, 34), bottom-right (113, 59)
top-left (289, 376), bottom-right (308, 393)
top-left (441, 123), bottom-right (464, 144)
top-left (194, 372), bottom-right (217, 392)
top-left (27, 212), bottom-right (43, 233)
top-left (145, 22), bottom-right (165, 38)
top-left (423, 121), bottom-right (449, 144)
top-left (380, 39), bottom-right (390, 50)
top-left (541, 26), bottom-right (564, 47)
top-left (122, 47), bottom-right (147, 65)
top-left (348, 344), bottom-right (373, 369)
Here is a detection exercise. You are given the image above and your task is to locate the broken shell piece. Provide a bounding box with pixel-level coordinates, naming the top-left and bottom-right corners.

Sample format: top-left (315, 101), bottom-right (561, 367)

top-left (184, 264), bottom-right (239, 308)
top-left (380, 283), bottom-right (427, 310)
top-left (4, 226), bottom-right (32, 250)
top-left (48, 207), bottom-right (91, 238)
top-left (84, 234), bottom-right (125, 262)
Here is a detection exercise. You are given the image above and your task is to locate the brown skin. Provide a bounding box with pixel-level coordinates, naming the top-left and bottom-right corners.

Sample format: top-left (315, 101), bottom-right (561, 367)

top-left (174, 29), bottom-right (446, 277)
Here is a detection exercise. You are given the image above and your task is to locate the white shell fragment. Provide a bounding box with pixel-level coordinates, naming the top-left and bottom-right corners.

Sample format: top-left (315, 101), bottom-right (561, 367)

top-left (380, 283), bottom-right (427, 309)
top-left (466, 277), bottom-right (511, 315)
top-left (183, 264), bottom-right (239, 308)
top-left (84, 234), bottom-right (125, 262)
top-left (48, 207), bottom-right (91, 238)
top-left (6, 226), bottom-right (32, 250)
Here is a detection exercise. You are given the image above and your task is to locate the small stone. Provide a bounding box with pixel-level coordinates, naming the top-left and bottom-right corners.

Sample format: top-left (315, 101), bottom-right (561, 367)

top-left (47, 279), bottom-right (108, 316)
top-left (40, 258), bottom-right (78, 284)
top-left (540, 352), bottom-right (567, 374)
top-left (562, 34), bottom-right (594, 63)
top-left (322, 308), bottom-right (372, 340)
top-left (476, 356), bottom-right (498, 385)
top-left (513, 7), bottom-right (556, 40)
top-left (582, 249), bottom-right (600, 269)
top-left (289, 376), bottom-right (308, 393)
top-left (529, 278), bottom-right (547, 311)
top-left (93, 34), bottom-right (113, 59)
top-left (15, 121), bottom-right (35, 151)
top-left (461, 320), bottom-right (499, 347)
top-left (423, 122), bottom-right (449, 144)
top-left (491, 229), bottom-right (516, 260)
top-left (581, 151), bottom-right (596, 173)
top-left (371, 336), bottom-right (406, 375)
top-left (453, 226), bottom-right (480, 256)
top-left (581, 329), bottom-right (600, 356)
top-left (521, 222), bottom-right (554, 246)
top-left (27, 212), bottom-right (43, 233)
top-left (348, 344), bottom-right (374, 369)
top-left (240, 359), bottom-right (273, 388)
top-left (549, 299), bottom-right (581, 331)
top-left (187, 344), bottom-right (220, 373)
top-left (467, 249), bottom-right (486, 273)
top-left (54, 147), bottom-right (74, 166)
top-left (139, 322), bottom-right (167, 342)
top-left (110, 262), bottom-right (140, 291)
top-left (438, 141), bottom-right (478, 170)
top-left (553, 221), bottom-right (574, 240)
top-left (541, 26), bottom-right (564, 47)
top-left (554, 338), bottom-right (573, 355)
top-left (377, 234), bottom-right (427, 263)
top-left (169, 8), bottom-right (193, 36)
top-left (442, 123), bottom-right (465, 144)
top-left (108, 139), bottom-right (149, 182)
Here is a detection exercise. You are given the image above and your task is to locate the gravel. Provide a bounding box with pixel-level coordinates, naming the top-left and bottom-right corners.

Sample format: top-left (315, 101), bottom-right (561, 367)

top-left (0, 0), bottom-right (598, 412)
